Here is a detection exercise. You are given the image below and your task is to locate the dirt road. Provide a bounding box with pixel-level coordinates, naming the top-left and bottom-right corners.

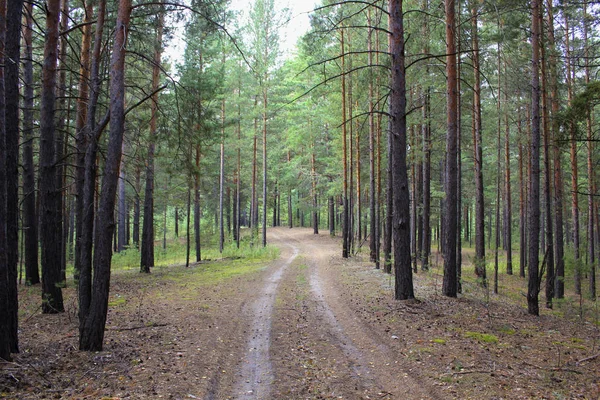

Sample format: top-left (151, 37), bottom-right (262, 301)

top-left (230, 228), bottom-right (441, 399)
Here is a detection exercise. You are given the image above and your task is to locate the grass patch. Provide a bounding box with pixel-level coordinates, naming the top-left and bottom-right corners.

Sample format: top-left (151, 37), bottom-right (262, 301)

top-left (464, 331), bottom-right (499, 344)
top-left (108, 295), bottom-right (126, 307)
top-left (497, 325), bottom-right (516, 335)
top-left (432, 338), bottom-right (447, 345)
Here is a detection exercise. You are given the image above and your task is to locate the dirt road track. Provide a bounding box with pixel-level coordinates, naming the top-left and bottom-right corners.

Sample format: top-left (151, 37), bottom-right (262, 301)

top-left (231, 228), bottom-right (441, 399)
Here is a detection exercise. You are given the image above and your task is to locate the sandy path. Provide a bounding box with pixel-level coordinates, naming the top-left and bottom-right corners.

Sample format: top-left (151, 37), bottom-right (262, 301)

top-left (233, 238), bottom-right (299, 398)
top-left (267, 227), bottom-right (442, 399)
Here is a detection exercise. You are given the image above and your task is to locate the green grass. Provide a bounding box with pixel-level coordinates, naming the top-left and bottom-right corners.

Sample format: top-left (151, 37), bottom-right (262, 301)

top-left (464, 331), bottom-right (499, 344)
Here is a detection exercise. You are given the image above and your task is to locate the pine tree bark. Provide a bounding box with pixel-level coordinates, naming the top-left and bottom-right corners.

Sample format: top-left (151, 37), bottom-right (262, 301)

top-left (0, 0), bottom-right (12, 362)
top-left (56, 0), bottom-right (69, 282)
top-left (389, 0), bottom-right (414, 300)
top-left (528, 0), bottom-right (542, 316)
top-left (584, 1), bottom-right (595, 299)
top-left (368, 8), bottom-right (378, 266)
top-left (471, 1), bottom-right (486, 284)
top-left (40, 0), bottom-right (65, 314)
top-left (118, 142), bottom-right (127, 252)
top-left (384, 116), bottom-right (393, 274)
top-left (443, 0), bottom-right (458, 297)
top-left (80, 0), bottom-right (132, 350)
top-left (22, 1), bottom-right (39, 285)
top-left (504, 65), bottom-right (513, 276)
top-left (219, 99), bottom-right (225, 253)
top-left (312, 147), bottom-right (318, 234)
top-left (540, 14), bottom-right (554, 307)
top-left (341, 29), bottom-right (350, 258)
top-left (5, 0), bottom-right (23, 351)
top-left (78, 0), bottom-right (106, 330)
top-left (565, 15), bottom-right (581, 295)
top-left (140, 5), bottom-right (164, 272)
top-left (194, 146), bottom-right (201, 261)
top-left (74, 0), bottom-right (95, 278)
top-left (262, 88), bottom-right (268, 247)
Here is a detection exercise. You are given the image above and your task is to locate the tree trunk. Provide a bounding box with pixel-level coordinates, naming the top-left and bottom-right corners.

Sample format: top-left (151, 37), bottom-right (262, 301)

top-left (194, 146), bottom-right (201, 261)
top-left (251, 96), bottom-right (258, 234)
top-left (56, 0), bottom-right (69, 283)
top-left (471, 1), bottom-right (485, 284)
top-left (540, 15), bottom-right (554, 308)
top-left (504, 65), bottom-right (513, 276)
top-left (545, 0), bottom-right (563, 299)
top-left (262, 88), bottom-right (268, 247)
top-left (78, 0), bottom-right (106, 336)
top-left (384, 116), bottom-right (393, 274)
top-left (312, 147), bottom-right (318, 235)
top-left (368, 9), bottom-right (378, 266)
top-left (118, 142), bottom-right (127, 252)
top-left (422, 87), bottom-right (431, 271)
top-left (186, 185), bottom-right (191, 267)
top-left (527, 0), bottom-right (541, 316)
top-left (565, 15), bottom-right (581, 295)
top-left (219, 99), bottom-right (225, 253)
top-left (443, 0), bottom-right (458, 297)
top-left (79, 0), bottom-right (131, 350)
top-left (0, 0), bottom-right (11, 362)
top-left (4, 0), bottom-right (24, 352)
top-left (140, 7), bottom-right (164, 272)
top-left (389, 0), bottom-right (414, 300)
top-left (583, 2), bottom-right (595, 299)
top-left (341, 29), bottom-right (349, 258)
top-left (40, 0), bottom-right (65, 314)
top-left (22, 1), bottom-right (39, 285)
top-left (287, 151), bottom-right (293, 230)
top-left (133, 165), bottom-right (140, 246)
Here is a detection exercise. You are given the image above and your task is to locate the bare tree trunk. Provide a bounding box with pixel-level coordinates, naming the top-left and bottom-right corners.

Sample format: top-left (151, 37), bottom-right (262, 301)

top-left (194, 146), bottom-right (201, 261)
top-left (471, 0), bottom-right (485, 284)
top-left (546, 0), bottom-right (563, 299)
top-left (251, 96), bottom-right (258, 235)
top-left (443, 0), bottom-right (458, 297)
top-left (4, 0), bottom-right (24, 353)
top-left (565, 15), bottom-right (581, 295)
top-left (79, 0), bottom-right (132, 350)
top-left (0, 0), bottom-right (11, 362)
top-left (368, 8), bottom-right (377, 266)
top-left (504, 64), bottom-right (513, 276)
top-left (133, 165), bottom-right (140, 246)
top-left (540, 13), bottom-right (554, 308)
top-left (312, 147), bottom-right (318, 234)
top-left (527, 0), bottom-right (542, 316)
top-left (262, 88), bottom-right (268, 247)
top-left (389, 0), bottom-right (414, 300)
top-left (584, 1), bottom-right (595, 299)
top-left (384, 116), bottom-right (393, 274)
top-left (22, 1), bottom-right (39, 285)
top-left (219, 99), bottom-right (225, 253)
top-left (186, 185), bottom-right (191, 267)
top-left (118, 141), bottom-right (127, 252)
top-left (40, 0), bottom-right (65, 314)
top-left (341, 29), bottom-right (349, 258)
top-left (140, 6), bottom-right (164, 272)
top-left (494, 39), bottom-right (502, 294)
top-left (78, 0), bottom-right (106, 335)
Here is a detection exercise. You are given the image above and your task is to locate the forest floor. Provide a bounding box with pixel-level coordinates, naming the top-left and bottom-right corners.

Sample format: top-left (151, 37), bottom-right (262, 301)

top-left (2, 227), bottom-right (600, 399)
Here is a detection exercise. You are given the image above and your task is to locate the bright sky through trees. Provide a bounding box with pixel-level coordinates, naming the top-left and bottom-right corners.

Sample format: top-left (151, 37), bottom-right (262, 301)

top-left (165, 0), bottom-right (316, 67)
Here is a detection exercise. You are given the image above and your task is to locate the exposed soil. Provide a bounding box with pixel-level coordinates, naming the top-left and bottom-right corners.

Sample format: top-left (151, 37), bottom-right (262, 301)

top-left (2, 227), bottom-right (600, 399)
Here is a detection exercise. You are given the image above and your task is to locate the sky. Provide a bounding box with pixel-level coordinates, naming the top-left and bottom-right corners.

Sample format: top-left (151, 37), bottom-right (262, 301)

top-left (164, 0), bottom-right (317, 67)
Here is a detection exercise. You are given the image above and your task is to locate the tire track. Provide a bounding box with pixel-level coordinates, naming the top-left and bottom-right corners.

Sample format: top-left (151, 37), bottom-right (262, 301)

top-left (233, 237), bottom-right (298, 399)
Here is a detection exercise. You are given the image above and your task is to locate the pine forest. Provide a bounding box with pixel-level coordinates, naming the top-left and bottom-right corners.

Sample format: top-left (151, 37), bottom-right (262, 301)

top-left (1, 0), bottom-right (600, 398)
